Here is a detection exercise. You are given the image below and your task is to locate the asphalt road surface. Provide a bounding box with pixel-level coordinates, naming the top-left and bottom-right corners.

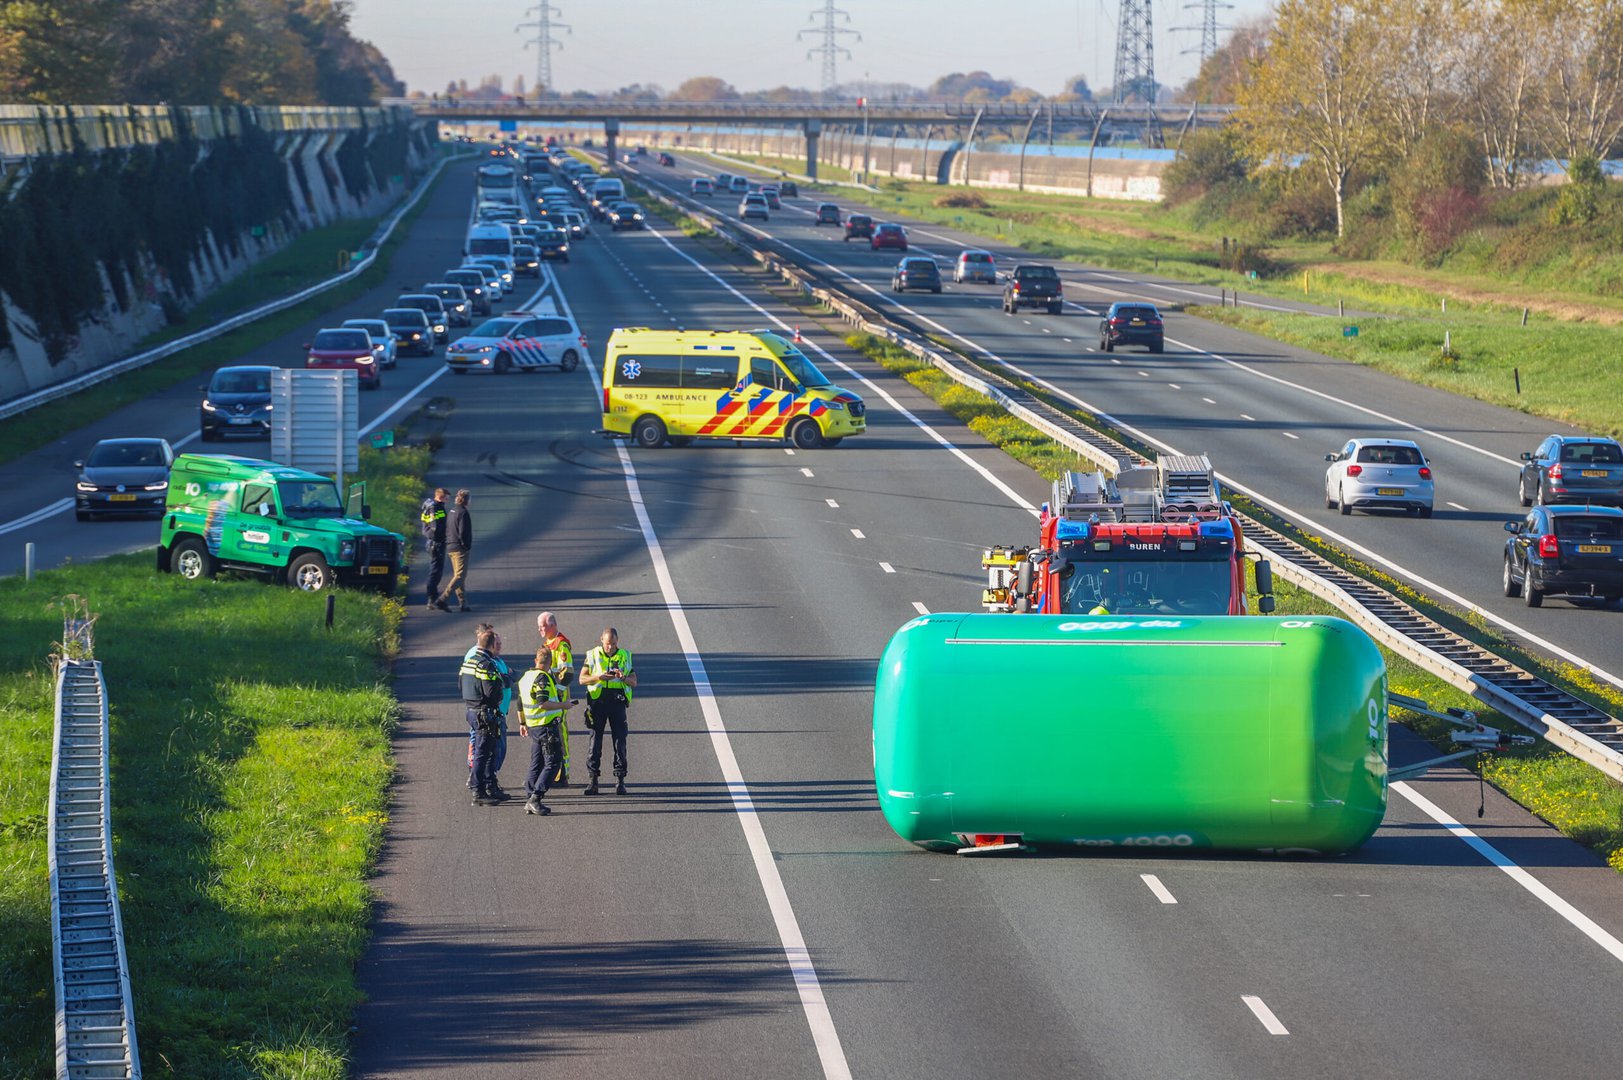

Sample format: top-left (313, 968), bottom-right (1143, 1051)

top-left (6, 158), bottom-right (1623, 1078)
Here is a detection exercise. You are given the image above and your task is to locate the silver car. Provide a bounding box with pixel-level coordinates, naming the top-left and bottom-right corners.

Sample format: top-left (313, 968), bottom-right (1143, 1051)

top-left (1325, 438), bottom-right (1435, 517)
top-left (739, 193), bottom-right (769, 221)
top-left (341, 318), bottom-right (400, 368)
top-left (954, 249), bottom-right (998, 284)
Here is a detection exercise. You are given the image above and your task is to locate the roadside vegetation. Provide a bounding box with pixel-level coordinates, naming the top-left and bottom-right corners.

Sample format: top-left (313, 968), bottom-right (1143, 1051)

top-left (0, 438), bottom-right (428, 1078)
top-left (839, 329), bottom-right (1623, 873)
top-left (0, 163), bottom-right (452, 469)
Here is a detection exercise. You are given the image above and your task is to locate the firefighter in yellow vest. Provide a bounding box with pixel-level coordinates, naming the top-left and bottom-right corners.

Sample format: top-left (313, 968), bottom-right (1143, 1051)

top-left (536, 610), bottom-right (574, 785)
top-left (580, 627), bottom-right (636, 796)
top-left (516, 646), bottom-right (579, 816)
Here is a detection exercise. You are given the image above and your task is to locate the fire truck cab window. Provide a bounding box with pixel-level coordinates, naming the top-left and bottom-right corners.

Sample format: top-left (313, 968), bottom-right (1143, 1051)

top-left (1059, 557), bottom-right (1232, 615)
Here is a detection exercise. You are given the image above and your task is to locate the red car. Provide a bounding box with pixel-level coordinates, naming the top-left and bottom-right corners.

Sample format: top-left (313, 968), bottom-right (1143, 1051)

top-left (305, 327), bottom-right (382, 389)
top-left (870, 223), bottom-right (908, 251)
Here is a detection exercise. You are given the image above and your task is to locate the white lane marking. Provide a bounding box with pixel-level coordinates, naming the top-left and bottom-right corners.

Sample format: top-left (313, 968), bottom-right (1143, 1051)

top-left (1041, 327), bottom-right (1052, 333)
top-left (1240, 413), bottom-right (1256, 421)
top-left (1242, 996), bottom-right (1290, 1035)
top-left (1393, 782), bottom-right (1623, 965)
top-left (1447, 501), bottom-right (1470, 511)
top-left (825, 498), bottom-right (839, 508)
top-left (360, 365), bottom-right (450, 438)
top-left (879, 561), bottom-right (895, 573)
top-left (1168, 383), bottom-right (1181, 390)
top-left (639, 226), bottom-right (1040, 517)
top-left (1111, 358), bottom-right (1122, 364)
top-left (1137, 370), bottom-right (1150, 377)
top-left (0, 497), bottom-right (74, 536)
top-left (911, 601), bottom-right (931, 615)
top-left (1202, 397), bottom-right (1216, 404)
top-left (1282, 432), bottom-right (1300, 440)
top-left (800, 467), bottom-right (815, 478)
top-left (1140, 874), bottom-right (1177, 905)
top-left (570, 279), bottom-right (854, 1080)
top-left (850, 528), bottom-right (865, 539)
top-left (785, 448), bottom-right (797, 456)
top-left (1062, 338), bottom-right (1072, 343)
top-left (1165, 332), bottom-right (1524, 468)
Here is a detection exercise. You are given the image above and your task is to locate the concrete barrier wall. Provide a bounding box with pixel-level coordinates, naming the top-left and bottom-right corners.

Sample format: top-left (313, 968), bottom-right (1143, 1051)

top-left (0, 107), bottom-right (435, 404)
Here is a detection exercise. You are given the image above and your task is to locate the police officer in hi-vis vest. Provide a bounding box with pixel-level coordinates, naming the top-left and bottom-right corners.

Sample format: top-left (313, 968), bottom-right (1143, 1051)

top-left (516, 646), bottom-right (579, 816)
top-left (537, 611), bottom-right (574, 785)
top-left (579, 627), bottom-right (636, 796)
top-left (459, 628), bottom-right (506, 805)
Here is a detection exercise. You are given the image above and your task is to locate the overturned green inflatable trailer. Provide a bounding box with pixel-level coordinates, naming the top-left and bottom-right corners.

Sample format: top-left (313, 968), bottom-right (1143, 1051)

top-left (873, 614), bottom-right (1388, 855)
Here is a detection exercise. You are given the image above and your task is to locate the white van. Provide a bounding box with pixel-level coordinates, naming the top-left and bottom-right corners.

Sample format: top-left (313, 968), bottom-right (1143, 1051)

top-left (589, 178), bottom-right (626, 220)
top-left (465, 223), bottom-right (515, 272)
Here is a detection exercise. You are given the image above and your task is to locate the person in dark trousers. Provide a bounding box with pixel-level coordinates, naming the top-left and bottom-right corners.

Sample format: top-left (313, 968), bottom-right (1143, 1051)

top-left (459, 627), bottom-right (506, 805)
top-left (439, 489), bottom-right (474, 612)
top-left (420, 487), bottom-right (449, 610)
top-left (462, 625), bottom-right (515, 796)
top-left (579, 627), bottom-right (636, 796)
top-left (516, 645), bottom-right (580, 816)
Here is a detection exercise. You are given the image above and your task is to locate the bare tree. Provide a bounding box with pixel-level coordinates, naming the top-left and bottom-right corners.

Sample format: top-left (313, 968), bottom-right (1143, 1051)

top-left (1532, 0), bottom-right (1623, 169)
top-left (1457, 0), bottom-right (1545, 188)
top-left (1380, 0), bottom-right (1466, 157)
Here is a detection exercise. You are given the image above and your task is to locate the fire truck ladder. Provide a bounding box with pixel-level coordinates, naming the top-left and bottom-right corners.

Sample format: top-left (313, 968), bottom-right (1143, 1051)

top-left (50, 615), bottom-right (141, 1080)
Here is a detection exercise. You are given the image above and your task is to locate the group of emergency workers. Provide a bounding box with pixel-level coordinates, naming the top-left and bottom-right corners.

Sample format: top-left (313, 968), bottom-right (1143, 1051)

top-left (459, 609), bottom-right (637, 816)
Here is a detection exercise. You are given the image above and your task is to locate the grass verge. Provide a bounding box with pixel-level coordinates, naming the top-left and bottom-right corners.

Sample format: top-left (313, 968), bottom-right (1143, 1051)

top-left (0, 167), bottom-right (453, 468)
top-left (0, 438), bottom-right (430, 1079)
top-left (839, 328), bottom-right (1623, 873)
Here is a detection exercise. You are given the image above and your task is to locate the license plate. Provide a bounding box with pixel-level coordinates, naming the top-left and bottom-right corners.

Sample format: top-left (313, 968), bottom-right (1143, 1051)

top-left (1377, 487), bottom-right (1405, 496)
top-left (109, 494), bottom-right (137, 502)
top-left (366, 565), bottom-right (390, 575)
top-left (1577, 544), bottom-right (1613, 554)
top-left (1130, 319), bottom-right (1145, 326)
top-left (1581, 469), bottom-right (1607, 478)
top-left (229, 417), bottom-right (252, 424)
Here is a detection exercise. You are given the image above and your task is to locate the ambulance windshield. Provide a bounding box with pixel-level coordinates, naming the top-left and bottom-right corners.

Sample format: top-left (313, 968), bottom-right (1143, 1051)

top-left (776, 349), bottom-right (831, 388)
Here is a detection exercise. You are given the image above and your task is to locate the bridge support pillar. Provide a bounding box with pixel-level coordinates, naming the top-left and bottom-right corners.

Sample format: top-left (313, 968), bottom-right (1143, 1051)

top-left (604, 118), bottom-right (620, 167)
top-left (803, 119), bottom-right (821, 181)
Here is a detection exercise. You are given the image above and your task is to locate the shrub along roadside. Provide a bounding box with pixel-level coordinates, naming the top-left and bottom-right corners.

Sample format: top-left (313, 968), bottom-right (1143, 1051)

top-left (0, 160), bottom-right (454, 469)
top-left (0, 439), bottom-right (428, 1079)
top-left (839, 329), bottom-right (1623, 873)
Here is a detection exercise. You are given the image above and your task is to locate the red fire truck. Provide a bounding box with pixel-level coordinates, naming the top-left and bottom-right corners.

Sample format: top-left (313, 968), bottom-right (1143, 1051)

top-left (982, 454), bottom-right (1275, 616)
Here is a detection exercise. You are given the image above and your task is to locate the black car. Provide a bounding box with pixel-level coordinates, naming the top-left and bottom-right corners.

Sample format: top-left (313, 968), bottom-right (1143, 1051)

top-left (1503, 505), bottom-right (1623, 607)
top-left (512, 243), bottom-right (541, 277)
top-left (608, 202), bottom-right (646, 230)
top-left (892, 257), bottom-right (942, 294)
top-left (814, 202), bottom-right (841, 226)
top-left (532, 223), bottom-right (571, 261)
top-left (657, 152), bottom-right (675, 167)
top-left (200, 365), bottom-right (275, 442)
top-left (1099, 301), bottom-right (1164, 352)
top-left (74, 437), bottom-right (174, 520)
top-left (779, 180), bottom-right (799, 198)
top-left (424, 282), bottom-right (473, 326)
top-left (395, 294), bottom-right (450, 343)
top-left (1518, 435), bottom-right (1623, 507)
top-left (383, 307), bottom-right (436, 356)
top-left (1002, 264), bottom-right (1063, 315)
top-left (443, 268), bottom-right (492, 316)
top-left (843, 213), bottom-right (874, 241)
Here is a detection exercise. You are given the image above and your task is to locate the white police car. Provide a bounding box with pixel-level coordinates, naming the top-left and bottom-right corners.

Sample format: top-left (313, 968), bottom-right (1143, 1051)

top-left (444, 312), bottom-right (591, 375)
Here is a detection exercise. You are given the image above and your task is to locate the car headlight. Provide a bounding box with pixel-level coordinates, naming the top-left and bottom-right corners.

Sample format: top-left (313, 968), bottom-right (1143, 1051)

top-left (358, 356), bottom-right (375, 365)
top-left (411, 332), bottom-right (422, 340)
top-left (560, 244), bottom-right (569, 252)
top-left (340, 539), bottom-right (356, 561)
top-left (825, 400), bottom-right (847, 411)
top-left (479, 357), bottom-right (491, 366)
top-left (77, 481), bottom-right (97, 492)
top-left (143, 481), bottom-right (168, 491)
top-left (433, 324), bottom-right (446, 333)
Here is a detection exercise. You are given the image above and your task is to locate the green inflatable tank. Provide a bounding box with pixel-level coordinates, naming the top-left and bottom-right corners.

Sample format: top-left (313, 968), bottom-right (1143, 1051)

top-left (873, 614), bottom-right (1388, 854)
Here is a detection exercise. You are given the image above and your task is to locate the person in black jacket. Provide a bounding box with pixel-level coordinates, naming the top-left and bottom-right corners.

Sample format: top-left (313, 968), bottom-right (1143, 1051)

top-left (421, 487), bottom-right (449, 610)
top-left (438, 489), bottom-right (474, 612)
top-left (460, 627), bottom-right (505, 805)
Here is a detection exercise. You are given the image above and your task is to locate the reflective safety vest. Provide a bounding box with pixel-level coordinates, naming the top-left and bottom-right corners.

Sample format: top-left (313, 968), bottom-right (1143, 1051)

top-left (459, 648), bottom-right (504, 708)
top-left (583, 646), bottom-right (633, 701)
top-left (544, 633), bottom-right (574, 681)
top-left (517, 668), bottom-right (565, 725)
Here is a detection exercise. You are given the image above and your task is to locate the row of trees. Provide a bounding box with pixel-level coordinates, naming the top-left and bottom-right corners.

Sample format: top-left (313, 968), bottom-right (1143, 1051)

top-left (1230, 0), bottom-right (1623, 235)
top-left (0, 0), bottom-right (401, 105)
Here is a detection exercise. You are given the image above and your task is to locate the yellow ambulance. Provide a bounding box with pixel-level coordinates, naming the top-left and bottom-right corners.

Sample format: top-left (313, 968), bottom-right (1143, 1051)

top-left (600, 329), bottom-right (867, 448)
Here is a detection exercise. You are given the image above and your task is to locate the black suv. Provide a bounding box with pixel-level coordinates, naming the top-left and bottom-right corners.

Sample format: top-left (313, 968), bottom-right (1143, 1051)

top-left (892, 257), bottom-right (942, 294)
top-left (1518, 435), bottom-right (1623, 507)
top-left (843, 214), bottom-right (874, 241)
top-left (814, 203), bottom-right (841, 226)
top-left (1503, 505), bottom-right (1623, 607)
top-left (200, 365), bottom-right (275, 442)
top-left (1099, 302), bottom-right (1165, 353)
top-left (1002, 264), bottom-right (1063, 315)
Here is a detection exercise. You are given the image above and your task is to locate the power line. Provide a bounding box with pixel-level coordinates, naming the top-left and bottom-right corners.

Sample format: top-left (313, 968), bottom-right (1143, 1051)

top-left (799, 2), bottom-right (861, 99)
top-left (1113, 0), bottom-right (1157, 103)
top-left (1172, 0), bottom-right (1232, 61)
top-left (515, 3), bottom-right (570, 95)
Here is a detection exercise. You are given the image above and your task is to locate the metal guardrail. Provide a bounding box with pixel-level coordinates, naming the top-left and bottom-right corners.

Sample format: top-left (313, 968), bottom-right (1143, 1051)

top-left (622, 162), bottom-right (1623, 785)
top-left (50, 628), bottom-right (142, 1079)
top-left (0, 150), bottom-right (468, 423)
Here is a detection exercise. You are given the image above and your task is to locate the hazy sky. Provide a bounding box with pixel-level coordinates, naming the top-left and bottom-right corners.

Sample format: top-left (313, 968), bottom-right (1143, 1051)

top-left (351, 0), bottom-right (1276, 99)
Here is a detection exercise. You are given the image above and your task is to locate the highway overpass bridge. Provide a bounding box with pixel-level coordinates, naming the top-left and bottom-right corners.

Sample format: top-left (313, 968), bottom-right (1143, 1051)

top-left (386, 98), bottom-right (1233, 179)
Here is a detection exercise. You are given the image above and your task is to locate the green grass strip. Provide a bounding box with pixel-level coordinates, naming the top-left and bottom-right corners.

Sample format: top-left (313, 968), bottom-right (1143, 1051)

top-left (0, 167), bottom-right (453, 468)
top-left (0, 439), bottom-right (429, 1078)
top-left (842, 328), bottom-right (1623, 873)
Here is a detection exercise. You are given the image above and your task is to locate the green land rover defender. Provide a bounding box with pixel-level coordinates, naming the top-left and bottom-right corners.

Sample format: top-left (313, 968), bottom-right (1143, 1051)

top-left (157, 454), bottom-right (403, 592)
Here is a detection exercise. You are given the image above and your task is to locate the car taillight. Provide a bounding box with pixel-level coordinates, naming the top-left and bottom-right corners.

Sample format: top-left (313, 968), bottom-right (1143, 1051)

top-left (1346, 464), bottom-right (1363, 477)
top-left (1548, 463), bottom-right (1564, 480)
top-left (1012, 283), bottom-right (1021, 292)
top-left (1419, 467), bottom-right (1432, 479)
top-left (603, 388), bottom-right (610, 413)
top-left (1538, 534), bottom-right (1560, 558)
top-left (579, 335), bottom-right (589, 348)
top-left (1149, 318), bottom-right (1161, 326)
top-left (1111, 318), bottom-right (1125, 326)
